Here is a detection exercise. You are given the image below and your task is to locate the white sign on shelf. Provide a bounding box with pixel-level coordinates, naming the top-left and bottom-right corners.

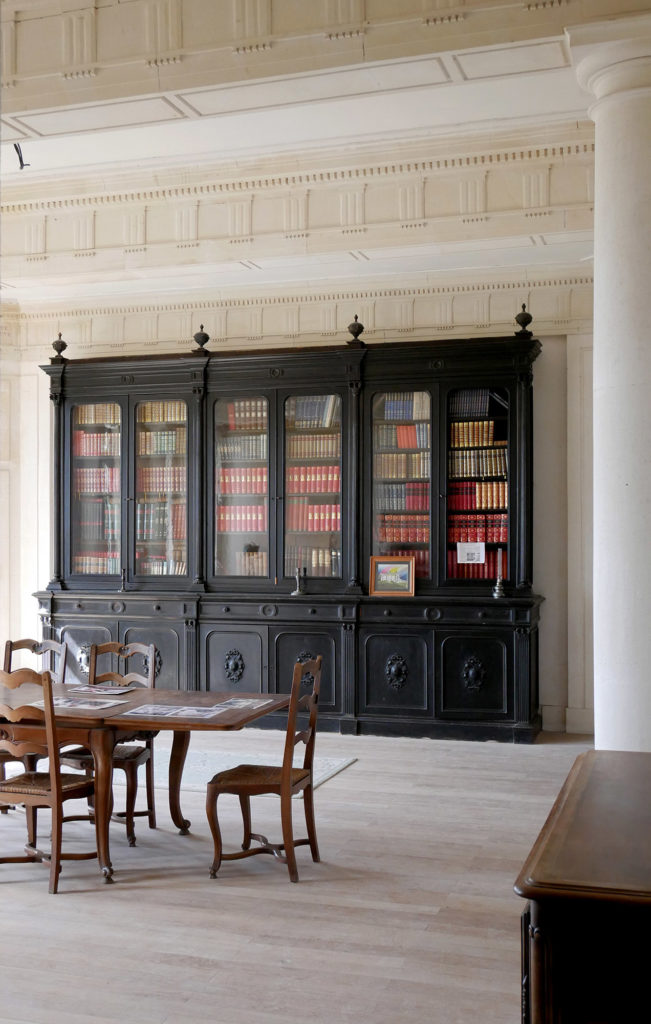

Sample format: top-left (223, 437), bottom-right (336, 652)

top-left (457, 542), bottom-right (486, 564)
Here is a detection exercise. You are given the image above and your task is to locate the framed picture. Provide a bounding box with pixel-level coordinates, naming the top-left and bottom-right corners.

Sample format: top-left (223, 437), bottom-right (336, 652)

top-left (369, 555), bottom-right (415, 597)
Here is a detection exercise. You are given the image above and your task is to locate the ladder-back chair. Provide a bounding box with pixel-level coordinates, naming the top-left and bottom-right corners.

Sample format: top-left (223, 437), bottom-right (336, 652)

top-left (0, 666), bottom-right (98, 893)
top-left (206, 655), bottom-right (322, 882)
top-left (61, 641), bottom-right (157, 846)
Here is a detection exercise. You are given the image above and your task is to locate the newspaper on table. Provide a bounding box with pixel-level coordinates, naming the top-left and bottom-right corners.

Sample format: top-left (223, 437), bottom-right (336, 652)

top-left (118, 697), bottom-right (274, 719)
top-left (31, 696), bottom-right (129, 711)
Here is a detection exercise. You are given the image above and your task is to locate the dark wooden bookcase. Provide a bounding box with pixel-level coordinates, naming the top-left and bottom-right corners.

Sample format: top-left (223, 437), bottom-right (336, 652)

top-left (37, 333), bottom-right (543, 740)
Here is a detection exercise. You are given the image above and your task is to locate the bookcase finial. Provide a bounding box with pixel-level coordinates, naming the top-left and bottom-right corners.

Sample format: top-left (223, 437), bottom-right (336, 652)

top-left (515, 304), bottom-right (533, 338)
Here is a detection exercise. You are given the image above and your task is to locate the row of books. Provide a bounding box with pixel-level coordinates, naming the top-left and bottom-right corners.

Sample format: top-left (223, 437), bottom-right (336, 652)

top-left (286, 500), bottom-right (341, 533)
top-left (136, 466), bottom-right (186, 493)
top-left (375, 514), bottom-right (429, 544)
top-left (216, 505), bottom-right (268, 533)
top-left (136, 500), bottom-right (186, 541)
top-left (448, 388), bottom-right (491, 418)
top-left (373, 452), bottom-right (430, 480)
top-left (217, 466), bottom-right (268, 494)
top-left (448, 481), bottom-right (508, 510)
top-left (286, 465), bottom-right (341, 494)
top-left (285, 394), bottom-right (340, 429)
top-left (73, 430), bottom-right (120, 457)
top-left (286, 433), bottom-right (341, 459)
top-left (218, 435), bottom-right (268, 461)
top-left (75, 497), bottom-right (120, 541)
top-left (137, 426), bottom-right (186, 456)
top-left (448, 448), bottom-right (508, 479)
top-left (74, 466), bottom-right (120, 494)
top-left (373, 481), bottom-right (430, 511)
top-left (73, 551), bottom-right (121, 574)
top-left (74, 404), bottom-right (120, 425)
top-left (284, 546), bottom-right (342, 577)
top-left (378, 391), bottom-right (429, 421)
top-left (222, 550), bottom-right (269, 577)
top-left (137, 555), bottom-right (187, 575)
top-left (449, 420), bottom-right (498, 448)
top-left (447, 548), bottom-right (504, 580)
top-left (447, 513), bottom-right (508, 543)
top-left (374, 423), bottom-right (430, 451)
top-left (376, 546), bottom-right (430, 578)
top-left (136, 401), bottom-right (187, 424)
top-left (223, 399), bottom-right (267, 432)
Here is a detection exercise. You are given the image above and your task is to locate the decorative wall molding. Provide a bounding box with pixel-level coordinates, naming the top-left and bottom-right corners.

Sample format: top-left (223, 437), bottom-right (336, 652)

top-left (0, 140), bottom-right (595, 215)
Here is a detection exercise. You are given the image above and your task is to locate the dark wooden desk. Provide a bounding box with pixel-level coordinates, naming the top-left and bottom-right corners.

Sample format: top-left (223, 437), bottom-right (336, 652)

top-left (514, 749), bottom-right (651, 1024)
top-left (3, 689), bottom-right (290, 883)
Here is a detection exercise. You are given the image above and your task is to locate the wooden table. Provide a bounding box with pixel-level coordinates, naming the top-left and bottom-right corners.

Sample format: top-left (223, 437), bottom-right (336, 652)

top-left (514, 749), bottom-right (651, 1023)
top-left (3, 688), bottom-right (290, 883)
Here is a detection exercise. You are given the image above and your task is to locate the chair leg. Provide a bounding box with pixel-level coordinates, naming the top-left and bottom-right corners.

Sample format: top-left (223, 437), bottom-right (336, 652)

top-left (280, 792), bottom-right (298, 883)
top-left (145, 746), bottom-right (156, 829)
top-left (122, 763), bottom-right (138, 847)
top-left (0, 761), bottom-right (10, 813)
top-left (239, 793), bottom-right (252, 850)
top-left (25, 805), bottom-right (37, 848)
top-left (49, 806), bottom-right (62, 894)
top-left (303, 784), bottom-right (320, 863)
top-left (206, 786), bottom-right (223, 879)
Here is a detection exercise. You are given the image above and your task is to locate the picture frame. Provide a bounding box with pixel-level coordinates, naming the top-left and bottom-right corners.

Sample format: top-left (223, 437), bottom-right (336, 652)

top-left (369, 555), bottom-right (415, 597)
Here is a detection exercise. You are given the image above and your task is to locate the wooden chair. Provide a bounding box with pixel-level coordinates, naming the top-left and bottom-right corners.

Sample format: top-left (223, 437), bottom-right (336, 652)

top-left (60, 641), bottom-right (157, 847)
top-left (0, 667), bottom-right (98, 893)
top-left (1, 638), bottom-right (68, 812)
top-left (206, 655), bottom-right (322, 883)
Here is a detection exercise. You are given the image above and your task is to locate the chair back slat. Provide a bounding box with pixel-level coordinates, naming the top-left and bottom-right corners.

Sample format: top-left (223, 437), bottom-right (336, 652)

top-left (281, 656), bottom-right (322, 784)
top-left (89, 641), bottom-right (156, 689)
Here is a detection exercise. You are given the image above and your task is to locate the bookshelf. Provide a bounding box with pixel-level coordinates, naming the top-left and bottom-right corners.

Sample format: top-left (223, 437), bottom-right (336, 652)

top-left (284, 393), bottom-right (342, 578)
top-left (446, 387), bottom-right (509, 581)
top-left (371, 390), bottom-right (431, 579)
top-left (71, 403), bottom-right (121, 575)
top-left (135, 400), bottom-right (188, 577)
top-left (214, 397), bottom-right (269, 577)
top-left (40, 334), bottom-right (542, 740)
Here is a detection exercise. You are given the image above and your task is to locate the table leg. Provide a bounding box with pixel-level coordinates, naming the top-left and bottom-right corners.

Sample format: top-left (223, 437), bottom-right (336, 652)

top-left (90, 727), bottom-right (115, 882)
top-left (169, 730), bottom-right (191, 834)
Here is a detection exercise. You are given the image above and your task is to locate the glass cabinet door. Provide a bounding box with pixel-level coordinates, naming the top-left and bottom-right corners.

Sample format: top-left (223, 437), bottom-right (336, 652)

top-left (446, 387), bottom-right (509, 581)
top-left (71, 403), bottom-right (121, 575)
top-left (135, 400), bottom-right (188, 576)
top-left (284, 394), bottom-right (342, 578)
top-left (371, 391), bottom-right (431, 579)
top-left (214, 397), bottom-right (269, 577)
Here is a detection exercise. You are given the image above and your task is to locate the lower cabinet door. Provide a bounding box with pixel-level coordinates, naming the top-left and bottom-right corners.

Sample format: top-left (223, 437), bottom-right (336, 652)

top-left (270, 627), bottom-right (341, 714)
top-left (358, 628), bottom-right (432, 717)
top-left (436, 630), bottom-right (514, 720)
top-left (199, 625), bottom-right (267, 694)
top-left (59, 622), bottom-right (115, 684)
top-left (120, 622), bottom-right (185, 691)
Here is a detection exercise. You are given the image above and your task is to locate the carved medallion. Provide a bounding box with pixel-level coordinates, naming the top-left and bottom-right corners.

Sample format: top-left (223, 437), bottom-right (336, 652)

top-left (143, 648), bottom-right (163, 680)
top-left (385, 654), bottom-right (408, 691)
top-left (224, 649), bottom-right (245, 683)
top-left (77, 643), bottom-right (91, 676)
top-left (297, 650), bottom-right (316, 689)
top-left (462, 655), bottom-right (486, 692)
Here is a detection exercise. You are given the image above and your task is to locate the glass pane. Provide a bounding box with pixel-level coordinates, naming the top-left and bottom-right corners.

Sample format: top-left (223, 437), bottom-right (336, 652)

top-left (71, 403), bottom-right (121, 575)
top-left (214, 397), bottom-right (269, 577)
top-left (135, 400), bottom-right (188, 576)
top-left (371, 391), bottom-right (431, 578)
top-left (284, 394), bottom-right (342, 578)
top-left (446, 387), bottom-right (509, 581)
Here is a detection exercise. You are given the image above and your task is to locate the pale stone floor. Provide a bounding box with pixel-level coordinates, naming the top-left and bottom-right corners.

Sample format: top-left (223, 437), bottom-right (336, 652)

top-left (1, 728), bottom-right (592, 1024)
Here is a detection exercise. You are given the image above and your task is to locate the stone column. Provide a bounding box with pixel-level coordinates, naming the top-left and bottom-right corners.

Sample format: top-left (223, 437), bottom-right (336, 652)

top-left (567, 15), bottom-right (651, 751)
